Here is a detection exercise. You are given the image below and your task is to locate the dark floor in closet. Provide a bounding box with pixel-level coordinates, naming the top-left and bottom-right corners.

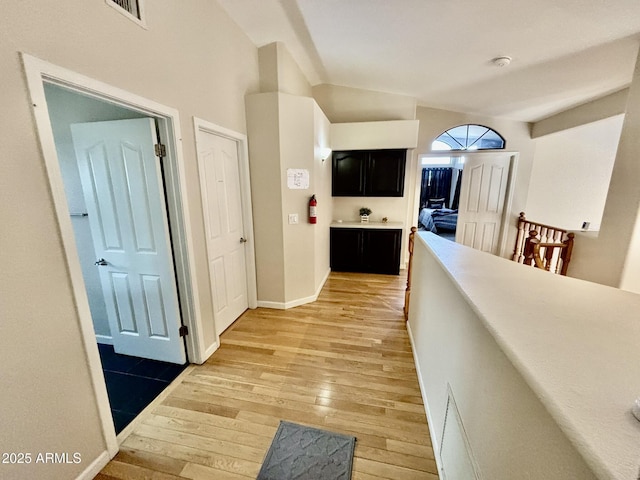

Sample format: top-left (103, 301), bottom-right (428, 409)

top-left (97, 344), bottom-right (188, 433)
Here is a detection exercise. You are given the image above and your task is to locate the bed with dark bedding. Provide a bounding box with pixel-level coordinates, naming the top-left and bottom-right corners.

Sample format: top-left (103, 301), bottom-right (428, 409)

top-left (418, 207), bottom-right (458, 233)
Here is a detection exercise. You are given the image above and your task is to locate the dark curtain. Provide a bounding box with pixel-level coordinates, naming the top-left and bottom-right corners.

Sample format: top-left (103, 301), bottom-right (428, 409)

top-left (420, 168), bottom-right (453, 208)
top-left (451, 170), bottom-right (462, 209)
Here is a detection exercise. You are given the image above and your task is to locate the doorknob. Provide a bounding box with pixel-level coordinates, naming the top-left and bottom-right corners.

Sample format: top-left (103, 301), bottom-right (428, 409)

top-left (239, 237), bottom-right (247, 243)
top-left (94, 258), bottom-right (108, 266)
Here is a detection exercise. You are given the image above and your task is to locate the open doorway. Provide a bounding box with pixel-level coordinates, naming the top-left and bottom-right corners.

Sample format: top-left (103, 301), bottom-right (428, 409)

top-left (42, 83), bottom-right (188, 433)
top-left (22, 53), bottom-right (212, 455)
top-left (414, 152), bottom-right (518, 256)
top-left (416, 155), bottom-right (462, 242)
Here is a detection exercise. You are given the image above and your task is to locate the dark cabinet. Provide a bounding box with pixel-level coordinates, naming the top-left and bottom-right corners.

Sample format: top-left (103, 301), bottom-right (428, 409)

top-left (330, 227), bottom-right (402, 275)
top-left (332, 149), bottom-right (406, 197)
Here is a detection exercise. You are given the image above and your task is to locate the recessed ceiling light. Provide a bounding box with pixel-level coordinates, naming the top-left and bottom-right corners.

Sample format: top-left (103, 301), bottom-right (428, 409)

top-left (492, 56), bottom-right (512, 67)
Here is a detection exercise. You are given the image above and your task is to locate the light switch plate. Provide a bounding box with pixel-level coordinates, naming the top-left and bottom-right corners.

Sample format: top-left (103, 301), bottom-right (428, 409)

top-left (288, 214), bottom-right (299, 225)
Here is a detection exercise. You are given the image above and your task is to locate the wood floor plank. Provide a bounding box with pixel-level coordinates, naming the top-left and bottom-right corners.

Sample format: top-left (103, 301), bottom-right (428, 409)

top-left (179, 462), bottom-right (253, 479)
top-left (100, 460), bottom-right (183, 480)
top-left (112, 446), bottom-right (187, 475)
top-left (96, 272), bottom-right (439, 480)
top-left (387, 438), bottom-right (435, 458)
top-left (121, 434), bottom-right (261, 478)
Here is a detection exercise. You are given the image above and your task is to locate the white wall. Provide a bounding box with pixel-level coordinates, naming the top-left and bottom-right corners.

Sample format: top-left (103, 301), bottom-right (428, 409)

top-left (248, 42), bottom-right (330, 307)
top-left (246, 93), bottom-right (286, 303)
top-left (313, 83), bottom-right (417, 123)
top-left (44, 83), bottom-right (147, 340)
top-left (246, 92), bottom-right (332, 306)
top-left (313, 103), bottom-right (332, 289)
top-left (526, 115), bottom-right (623, 231)
top-left (408, 235), bottom-right (600, 480)
top-left (414, 106), bottom-right (536, 259)
top-left (568, 49), bottom-right (640, 291)
top-left (0, 1), bottom-right (259, 477)
top-left (259, 42), bottom-right (313, 97)
top-left (279, 94), bottom-right (319, 303)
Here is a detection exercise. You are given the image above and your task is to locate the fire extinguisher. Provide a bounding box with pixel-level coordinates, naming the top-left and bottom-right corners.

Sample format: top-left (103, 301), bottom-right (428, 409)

top-left (309, 194), bottom-right (317, 224)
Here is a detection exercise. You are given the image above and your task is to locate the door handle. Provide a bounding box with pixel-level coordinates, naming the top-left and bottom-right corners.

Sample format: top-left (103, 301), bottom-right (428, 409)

top-left (94, 258), bottom-right (108, 266)
top-left (239, 237), bottom-right (247, 243)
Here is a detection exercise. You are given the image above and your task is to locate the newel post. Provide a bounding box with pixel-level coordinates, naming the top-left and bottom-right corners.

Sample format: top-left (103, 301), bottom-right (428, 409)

top-left (404, 226), bottom-right (417, 320)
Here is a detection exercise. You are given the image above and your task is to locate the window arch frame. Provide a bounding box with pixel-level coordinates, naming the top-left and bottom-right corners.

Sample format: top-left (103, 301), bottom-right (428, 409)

top-left (431, 124), bottom-right (506, 151)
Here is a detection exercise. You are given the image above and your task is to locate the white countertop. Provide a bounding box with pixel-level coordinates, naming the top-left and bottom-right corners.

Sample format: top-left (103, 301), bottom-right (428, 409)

top-left (418, 232), bottom-right (640, 480)
top-left (330, 220), bottom-right (404, 229)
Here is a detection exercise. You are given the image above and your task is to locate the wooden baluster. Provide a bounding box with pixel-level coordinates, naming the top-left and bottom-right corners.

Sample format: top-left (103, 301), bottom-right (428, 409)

top-left (552, 231), bottom-right (563, 273)
top-left (404, 226), bottom-right (417, 320)
top-left (531, 239), bottom-right (545, 269)
top-left (512, 212), bottom-right (575, 275)
top-left (544, 244), bottom-right (555, 271)
top-left (523, 230), bottom-right (538, 266)
top-left (560, 233), bottom-right (575, 276)
top-left (513, 212), bottom-right (526, 262)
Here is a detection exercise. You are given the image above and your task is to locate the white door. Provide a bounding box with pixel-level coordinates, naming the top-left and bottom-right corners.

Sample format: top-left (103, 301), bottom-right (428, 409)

top-left (455, 154), bottom-right (511, 254)
top-left (196, 131), bottom-right (249, 335)
top-left (71, 118), bottom-right (186, 364)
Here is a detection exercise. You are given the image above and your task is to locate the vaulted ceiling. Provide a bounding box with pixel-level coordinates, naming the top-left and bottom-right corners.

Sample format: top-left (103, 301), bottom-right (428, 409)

top-left (218, 0), bottom-right (640, 122)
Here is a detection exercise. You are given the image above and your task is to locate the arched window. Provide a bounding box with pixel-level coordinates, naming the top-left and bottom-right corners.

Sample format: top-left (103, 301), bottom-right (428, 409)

top-left (432, 124), bottom-right (505, 151)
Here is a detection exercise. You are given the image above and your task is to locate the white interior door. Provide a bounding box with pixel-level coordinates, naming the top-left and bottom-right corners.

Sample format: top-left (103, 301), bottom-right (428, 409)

top-left (71, 118), bottom-right (186, 364)
top-left (196, 130), bottom-right (249, 335)
top-left (456, 154), bottom-right (511, 254)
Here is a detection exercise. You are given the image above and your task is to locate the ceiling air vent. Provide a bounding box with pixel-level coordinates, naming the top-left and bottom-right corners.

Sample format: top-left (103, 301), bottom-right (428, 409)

top-left (107, 0), bottom-right (144, 24)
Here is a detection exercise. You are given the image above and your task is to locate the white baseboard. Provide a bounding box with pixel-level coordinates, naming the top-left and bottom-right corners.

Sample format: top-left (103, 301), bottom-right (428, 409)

top-left (75, 450), bottom-right (111, 480)
top-left (95, 335), bottom-right (113, 345)
top-left (255, 300), bottom-right (284, 309)
top-left (406, 321), bottom-right (445, 479)
top-left (201, 340), bottom-right (219, 363)
top-left (257, 268), bottom-right (331, 310)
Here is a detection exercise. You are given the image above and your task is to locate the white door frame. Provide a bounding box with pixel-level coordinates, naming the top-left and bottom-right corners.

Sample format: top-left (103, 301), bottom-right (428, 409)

top-left (193, 118), bottom-right (258, 341)
top-left (22, 53), bottom-right (208, 459)
top-left (411, 151), bottom-right (519, 257)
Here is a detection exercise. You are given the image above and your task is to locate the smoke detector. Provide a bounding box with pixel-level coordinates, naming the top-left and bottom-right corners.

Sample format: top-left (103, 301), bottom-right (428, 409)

top-left (492, 56), bottom-right (512, 67)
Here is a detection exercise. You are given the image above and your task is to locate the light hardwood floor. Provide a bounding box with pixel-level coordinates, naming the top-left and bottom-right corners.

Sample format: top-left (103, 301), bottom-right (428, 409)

top-left (95, 272), bottom-right (439, 479)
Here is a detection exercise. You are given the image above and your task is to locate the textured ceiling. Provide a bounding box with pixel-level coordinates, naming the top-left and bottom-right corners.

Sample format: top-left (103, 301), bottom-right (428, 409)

top-left (218, 0), bottom-right (640, 122)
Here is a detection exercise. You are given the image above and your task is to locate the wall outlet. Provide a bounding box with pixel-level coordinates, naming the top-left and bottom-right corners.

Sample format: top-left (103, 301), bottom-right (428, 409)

top-left (288, 213), bottom-right (299, 225)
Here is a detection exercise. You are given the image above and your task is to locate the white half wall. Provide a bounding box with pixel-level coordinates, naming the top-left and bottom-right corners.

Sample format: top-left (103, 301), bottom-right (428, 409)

top-left (526, 115), bottom-right (623, 231)
top-left (408, 233), bottom-right (640, 480)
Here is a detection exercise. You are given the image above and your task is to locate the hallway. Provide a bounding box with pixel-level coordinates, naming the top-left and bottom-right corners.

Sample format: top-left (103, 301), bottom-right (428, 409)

top-left (95, 272), bottom-right (439, 479)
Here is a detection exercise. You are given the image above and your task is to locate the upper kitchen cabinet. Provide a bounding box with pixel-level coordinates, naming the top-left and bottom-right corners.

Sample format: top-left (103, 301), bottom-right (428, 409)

top-left (332, 149), bottom-right (406, 197)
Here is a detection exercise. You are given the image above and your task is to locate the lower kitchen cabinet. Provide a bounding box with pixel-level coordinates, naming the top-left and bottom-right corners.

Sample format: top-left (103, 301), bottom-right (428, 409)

top-left (330, 227), bottom-right (402, 275)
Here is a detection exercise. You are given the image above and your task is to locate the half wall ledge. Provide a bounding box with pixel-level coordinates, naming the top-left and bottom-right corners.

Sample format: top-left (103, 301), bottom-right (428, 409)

top-left (407, 232), bottom-right (640, 480)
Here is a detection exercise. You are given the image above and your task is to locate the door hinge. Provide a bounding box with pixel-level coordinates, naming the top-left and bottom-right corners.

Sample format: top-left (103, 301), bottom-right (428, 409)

top-left (179, 325), bottom-right (188, 337)
top-left (154, 143), bottom-right (167, 157)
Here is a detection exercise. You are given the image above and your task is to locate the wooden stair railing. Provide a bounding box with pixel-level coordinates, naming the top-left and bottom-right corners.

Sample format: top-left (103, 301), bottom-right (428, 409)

top-left (404, 226), bottom-right (417, 320)
top-left (513, 212), bottom-right (575, 275)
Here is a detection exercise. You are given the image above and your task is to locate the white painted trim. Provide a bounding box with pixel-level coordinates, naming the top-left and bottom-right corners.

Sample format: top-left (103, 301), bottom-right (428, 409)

top-left (116, 365), bottom-right (195, 443)
top-left (406, 321), bottom-right (445, 480)
top-left (410, 151), bottom-right (519, 258)
top-left (257, 268), bottom-right (330, 309)
top-left (201, 341), bottom-right (220, 364)
top-left (95, 335), bottom-right (113, 345)
top-left (256, 300), bottom-right (288, 310)
top-left (104, 0), bottom-right (147, 29)
top-left (193, 117), bottom-right (259, 344)
top-left (22, 53), bottom-right (118, 458)
top-left (74, 450), bottom-right (111, 480)
top-left (21, 52), bottom-right (207, 456)
top-left (442, 384), bottom-right (483, 480)
top-left (155, 119), bottom-right (207, 364)
top-left (497, 154), bottom-right (519, 258)
top-left (315, 267), bottom-right (331, 298)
